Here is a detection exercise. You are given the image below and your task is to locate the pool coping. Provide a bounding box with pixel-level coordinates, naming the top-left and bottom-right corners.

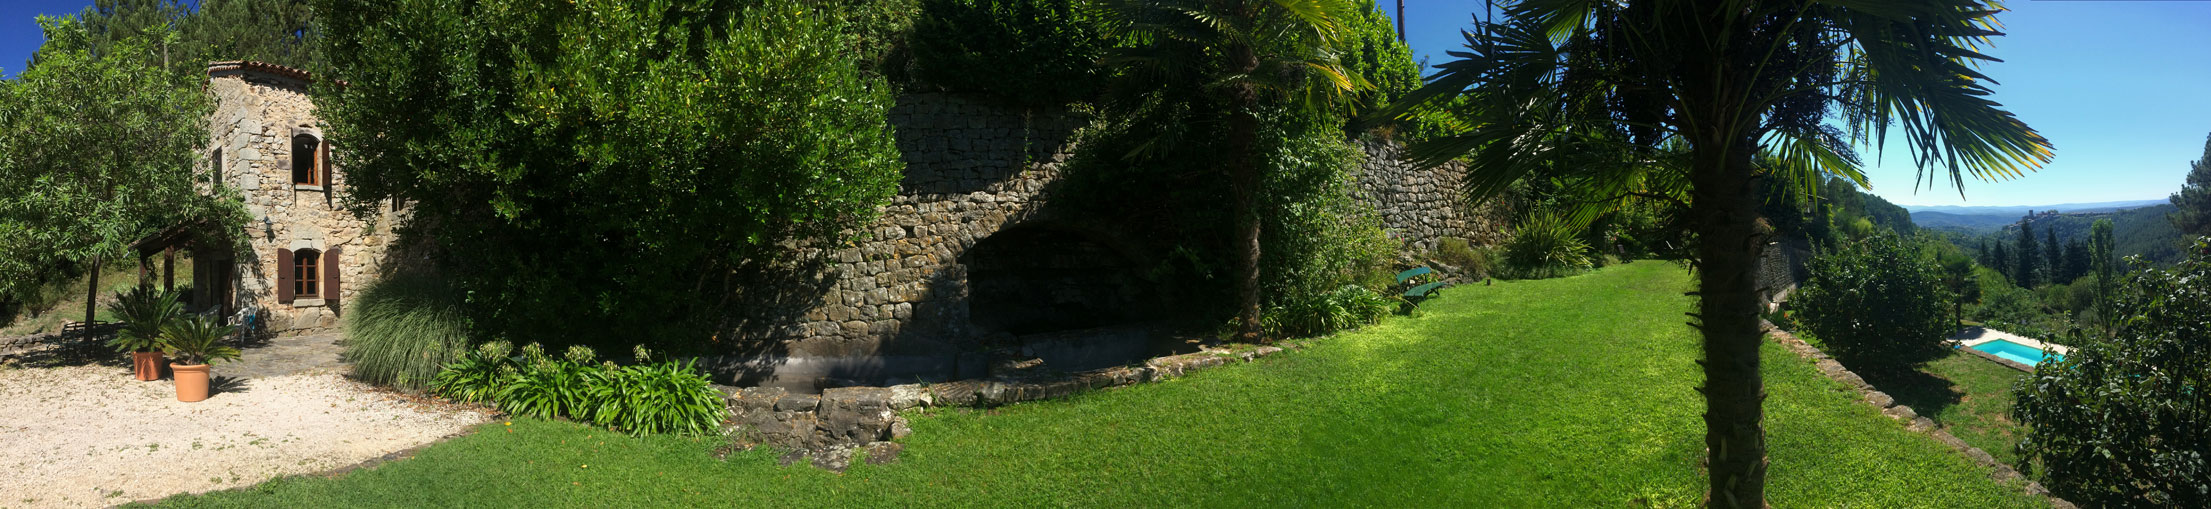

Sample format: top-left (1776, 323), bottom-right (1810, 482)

top-left (1947, 327), bottom-right (2070, 373)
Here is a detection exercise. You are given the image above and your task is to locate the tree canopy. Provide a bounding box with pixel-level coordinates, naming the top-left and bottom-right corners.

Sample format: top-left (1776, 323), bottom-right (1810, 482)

top-left (310, 0), bottom-right (904, 349)
top-left (2172, 133), bottom-right (2211, 237)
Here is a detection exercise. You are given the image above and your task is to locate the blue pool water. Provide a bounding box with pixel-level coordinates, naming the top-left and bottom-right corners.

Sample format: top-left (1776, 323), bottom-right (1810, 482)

top-left (1970, 339), bottom-right (2064, 365)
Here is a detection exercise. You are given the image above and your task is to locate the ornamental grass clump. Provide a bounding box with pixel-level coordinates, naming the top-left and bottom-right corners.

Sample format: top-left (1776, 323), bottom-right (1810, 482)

top-left (342, 272), bottom-right (471, 389)
top-left (1500, 212), bottom-right (1593, 280)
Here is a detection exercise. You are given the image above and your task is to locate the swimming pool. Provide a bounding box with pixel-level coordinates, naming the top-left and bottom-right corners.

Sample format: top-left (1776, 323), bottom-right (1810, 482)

top-left (1968, 339), bottom-right (2065, 365)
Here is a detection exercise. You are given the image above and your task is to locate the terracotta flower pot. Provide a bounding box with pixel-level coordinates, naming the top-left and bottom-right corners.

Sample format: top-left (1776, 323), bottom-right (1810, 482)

top-left (132, 351), bottom-right (166, 381)
top-left (171, 363), bottom-right (212, 402)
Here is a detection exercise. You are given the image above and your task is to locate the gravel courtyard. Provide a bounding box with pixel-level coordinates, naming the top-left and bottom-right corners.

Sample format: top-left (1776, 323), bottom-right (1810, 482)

top-left (0, 334), bottom-right (484, 508)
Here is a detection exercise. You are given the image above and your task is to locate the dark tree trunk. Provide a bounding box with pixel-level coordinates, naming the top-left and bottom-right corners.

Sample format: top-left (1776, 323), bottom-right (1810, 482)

top-left (85, 257), bottom-right (101, 326)
top-left (1227, 42), bottom-right (1264, 344)
top-left (1691, 138), bottom-right (1769, 507)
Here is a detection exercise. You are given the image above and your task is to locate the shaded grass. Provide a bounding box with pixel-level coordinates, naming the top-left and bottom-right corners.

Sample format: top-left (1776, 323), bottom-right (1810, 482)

top-left (3, 261), bottom-right (184, 337)
top-left (153, 262), bottom-right (2042, 507)
top-left (1878, 351), bottom-right (2032, 467)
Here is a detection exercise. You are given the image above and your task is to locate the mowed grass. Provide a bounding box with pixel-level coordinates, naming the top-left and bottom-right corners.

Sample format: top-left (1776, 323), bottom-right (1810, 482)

top-left (1870, 350), bottom-right (2033, 467)
top-left (155, 262), bottom-right (2041, 507)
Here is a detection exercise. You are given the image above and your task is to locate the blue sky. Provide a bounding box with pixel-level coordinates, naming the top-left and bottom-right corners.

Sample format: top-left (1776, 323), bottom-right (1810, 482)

top-left (6, 1), bottom-right (2206, 207)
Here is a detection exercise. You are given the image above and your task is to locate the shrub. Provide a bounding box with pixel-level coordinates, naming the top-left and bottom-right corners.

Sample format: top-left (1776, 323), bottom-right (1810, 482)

top-left (431, 341), bottom-right (723, 436)
top-left (2013, 240), bottom-right (2211, 507)
top-left (342, 272), bottom-right (471, 389)
top-left (1431, 237), bottom-right (1493, 278)
top-left (1262, 284), bottom-right (1394, 338)
top-left (1792, 233), bottom-right (1952, 374)
top-left (1500, 212), bottom-right (1592, 279)
top-left (906, 0), bottom-right (1106, 105)
top-left (159, 316), bottom-right (241, 366)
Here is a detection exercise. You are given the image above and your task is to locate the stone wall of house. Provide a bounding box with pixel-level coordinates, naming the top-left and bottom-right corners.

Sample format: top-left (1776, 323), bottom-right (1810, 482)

top-left (204, 67), bottom-right (398, 335)
top-left (718, 93), bottom-right (1503, 386)
top-left (1352, 139), bottom-right (1512, 252)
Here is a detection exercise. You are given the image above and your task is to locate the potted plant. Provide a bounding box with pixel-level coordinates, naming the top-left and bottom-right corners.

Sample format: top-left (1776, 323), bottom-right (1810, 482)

top-left (106, 287), bottom-right (183, 381)
top-left (160, 315), bottom-right (241, 402)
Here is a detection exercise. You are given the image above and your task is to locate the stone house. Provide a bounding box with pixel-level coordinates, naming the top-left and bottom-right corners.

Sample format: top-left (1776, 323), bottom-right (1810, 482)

top-left (174, 61), bottom-right (399, 335)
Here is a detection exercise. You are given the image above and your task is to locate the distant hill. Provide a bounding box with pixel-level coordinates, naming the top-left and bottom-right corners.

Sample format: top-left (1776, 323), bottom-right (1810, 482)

top-left (1952, 204), bottom-right (2188, 266)
top-left (1903, 199), bottom-right (2169, 217)
top-left (1911, 211), bottom-right (2020, 232)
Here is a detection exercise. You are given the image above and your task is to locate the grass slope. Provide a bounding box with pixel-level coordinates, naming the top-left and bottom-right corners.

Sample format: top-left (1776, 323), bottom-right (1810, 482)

top-left (154, 262), bottom-right (2040, 507)
top-left (1865, 351), bottom-right (2032, 467)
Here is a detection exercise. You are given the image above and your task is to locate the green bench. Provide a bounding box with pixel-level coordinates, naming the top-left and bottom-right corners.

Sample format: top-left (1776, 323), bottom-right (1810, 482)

top-left (1395, 268), bottom-right (1448, 314)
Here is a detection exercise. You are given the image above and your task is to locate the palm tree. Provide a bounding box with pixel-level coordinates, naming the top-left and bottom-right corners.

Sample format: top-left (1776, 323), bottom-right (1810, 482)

top-left (1382, 2), bottom-right (2051, 505)
top-left (1094, 0), bottom-right (1368, 342)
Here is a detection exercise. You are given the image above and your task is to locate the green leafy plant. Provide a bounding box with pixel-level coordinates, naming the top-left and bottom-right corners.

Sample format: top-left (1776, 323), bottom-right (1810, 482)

top-left (342, 272), bottom-right (471, 389)
top-left (431, 340), bottom-right (517, 405)
top-left (1262, 284), bottom-right (1393, 338)
top-left (1500, 212), bottom-right (1592, 280)
top-left (1431, 237), bottom-right (1493, 278)
top-left (496, 345), bottom-right (606, 421)
top-left (1793, 233), bottom-right (1952, 375)
top-left (2013, 239), bottom-right (2211, 507)
top-left (588, 347), bottom-right (725, 436)
top-left (106, 287), bottom-right (183, 353)
top-left (159, 315), bottom-right (241, 366)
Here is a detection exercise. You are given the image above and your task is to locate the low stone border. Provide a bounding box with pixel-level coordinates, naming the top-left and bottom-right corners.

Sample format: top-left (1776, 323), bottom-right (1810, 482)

top-left (717, 343), bottom-right (1295, 471)
top-left (1762, 322), bottom-right (2074, 508)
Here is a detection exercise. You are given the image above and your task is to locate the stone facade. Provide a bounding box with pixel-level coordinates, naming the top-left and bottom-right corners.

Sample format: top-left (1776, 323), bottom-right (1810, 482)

top-left (192, 62), bottom-right (398, 335)
top-left (711, 93), bottom-right (1504, 387)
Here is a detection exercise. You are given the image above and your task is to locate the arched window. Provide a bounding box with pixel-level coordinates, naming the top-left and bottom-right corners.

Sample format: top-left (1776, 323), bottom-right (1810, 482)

top-left (293, 249), bottom-right (320, 297)
top-left (292, 134), bottom-right (322, 186)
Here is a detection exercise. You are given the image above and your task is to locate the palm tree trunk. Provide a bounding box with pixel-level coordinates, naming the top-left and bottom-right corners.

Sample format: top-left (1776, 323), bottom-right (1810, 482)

top-left (1691, 137), bottom-right (1768, 507)
top-left (1228, 44), bottom-right (1264, 344)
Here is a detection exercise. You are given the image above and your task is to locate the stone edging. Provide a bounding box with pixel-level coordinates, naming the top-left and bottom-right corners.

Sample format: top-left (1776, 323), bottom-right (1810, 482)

top-left (717, 343), bottom-right (1296, 471)
top-left (1762, 322), bottom-right (2074, 508)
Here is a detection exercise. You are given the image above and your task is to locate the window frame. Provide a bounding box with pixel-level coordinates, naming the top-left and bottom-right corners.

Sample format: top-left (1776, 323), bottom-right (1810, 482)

top-left (293, 249), bottom-right (320, 297)
top-left (291, 134), bottom-right (322, 188)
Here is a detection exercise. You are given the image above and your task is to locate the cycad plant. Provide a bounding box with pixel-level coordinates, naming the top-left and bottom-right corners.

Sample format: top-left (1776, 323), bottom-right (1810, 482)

top-left (159, 315), bottom-right (241, 366)
top-left (1382, 1), bottom-right (2052, 504)
top-left (105, 287), bottom-right (183, 353)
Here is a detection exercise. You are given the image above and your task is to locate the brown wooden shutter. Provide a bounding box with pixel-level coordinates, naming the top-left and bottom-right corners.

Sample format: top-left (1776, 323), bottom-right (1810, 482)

top-left (323, 247), bottom-right (342, 308)
top-left (277, 248), bottom-right (295, 303)
top-left (320, 138), bottom-right (333, 189)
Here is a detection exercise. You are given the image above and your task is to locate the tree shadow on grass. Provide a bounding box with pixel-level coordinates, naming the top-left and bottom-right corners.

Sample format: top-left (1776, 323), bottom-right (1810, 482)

top-left (1853, 366), bottom-right (1961, 420)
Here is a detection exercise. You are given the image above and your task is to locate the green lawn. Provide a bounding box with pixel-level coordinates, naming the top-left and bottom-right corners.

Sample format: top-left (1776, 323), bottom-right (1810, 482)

top-left (1866, 350), bottom-right (2033, 467)
top-left (155, 262), bottom-right (2041, 507)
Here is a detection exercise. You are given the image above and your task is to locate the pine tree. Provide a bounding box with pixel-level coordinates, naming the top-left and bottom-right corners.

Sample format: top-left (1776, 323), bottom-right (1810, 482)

top-left (2172, 133), bottom-right (2211, 236)
top-left (2045, 228), bottom-right (2062, 282)
top-left (2016, 215), bottom-right (2040, 288)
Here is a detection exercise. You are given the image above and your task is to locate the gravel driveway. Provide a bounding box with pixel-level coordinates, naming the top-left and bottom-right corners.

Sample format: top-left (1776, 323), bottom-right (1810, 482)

top-left (0, 337), bottom-right (484, 508)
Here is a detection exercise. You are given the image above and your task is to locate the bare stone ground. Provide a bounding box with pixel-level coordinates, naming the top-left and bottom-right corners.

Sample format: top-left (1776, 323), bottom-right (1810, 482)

top-left (0, 333), bottom-right (484, 508)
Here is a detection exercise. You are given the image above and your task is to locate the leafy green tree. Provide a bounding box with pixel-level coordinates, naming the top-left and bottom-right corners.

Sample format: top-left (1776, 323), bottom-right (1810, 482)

top-left (1094, 0), bottom-right (1369, 342)
top-left (1382, 2), bottom-right (2051, 503)
top-left (0, 17), bottom-right (241, 324)
top-left (906, 0), bottom-right (1107, 105)
top-left (310, 0), bottom-right (904, 348)
top-left (2172, 134), bottom-right (2211, 237)
top-left (179, 0), bottom-right (319, 69)
top-left (2014, 238), bottom-right (2211, 507)
top-left (2017, 217), bottom-right (2040, 288)
top-left (2087, 219), bottom-right (2116, 338)
top-left (1796, 234), bottom-right (1954, 374)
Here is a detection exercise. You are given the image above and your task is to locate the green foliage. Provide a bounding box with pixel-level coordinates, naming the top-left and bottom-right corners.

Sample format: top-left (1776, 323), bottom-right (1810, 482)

top-left (106, 287), bottom-right (183, 353)
top-left (341, 271), bottom-right (472, 389)
top-left (1260, 284), bottom-right (1392, 338)
top-left (432, 341), bottom-right (722, 437)
top-left (2170, 133), bottom-right (2211, 237)
top-left (1430, 237), bottom-right (1493, 278)
top-left (159, 315), bottom-right (241, 366)
top-left (1937, 251), bottom-right (1979, 326)
top-left (2014, 239), bottom-right (2211, 507)
top-left (2088, 219), bottom-right (2116, 337)
top-left (906, 0), bottom-right (1106, 105)
top-left (312, 0), bottom-right (905, 351)
top-left (431, 340), bottom-right (517, 405)
top-left (0, 16), bottom-right (242, 305)
top-left (1499, 211), bottom-right (1591, 280)
top-left (1794, 234), bottom-right (1953, 374)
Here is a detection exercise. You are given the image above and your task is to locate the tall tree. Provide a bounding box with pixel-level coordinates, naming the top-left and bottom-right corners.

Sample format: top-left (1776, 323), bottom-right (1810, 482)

top-left (179, 0), bottom-right (319, 69)
top-left (2017, 217), bottom-right (2040, 288)
top-left (2045, 228), bottom-right (2061, 282)
top-left (0, 17), bottom-right (241, 323)
top-left (1939, 251), bottom-right (1979, 328)
top-left (1095, 0), bottom-right (1369, 343)
top-left (2172, 133), bottom-right (2211, 237)
top-left (2088, 219), bottom-right (2116, 338)
top-left (1382, 2), bottom-right (2050, 504)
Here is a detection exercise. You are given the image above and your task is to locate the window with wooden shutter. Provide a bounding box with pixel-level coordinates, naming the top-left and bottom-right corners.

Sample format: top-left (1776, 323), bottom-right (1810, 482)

top-left (320, 138), bottom-right (333, 191)
top-left (293, 249), bottom-right (320, 298)
top-left (277, 248), bottom-right (295, 303)
top-left (291, 134), bottom-right (320, 186)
